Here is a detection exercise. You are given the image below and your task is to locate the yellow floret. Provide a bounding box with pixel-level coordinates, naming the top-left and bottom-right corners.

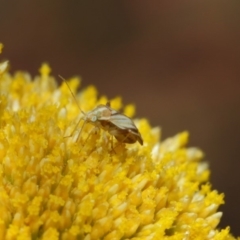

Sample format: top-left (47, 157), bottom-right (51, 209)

top-left (0, 59), bottom-right (237, 239)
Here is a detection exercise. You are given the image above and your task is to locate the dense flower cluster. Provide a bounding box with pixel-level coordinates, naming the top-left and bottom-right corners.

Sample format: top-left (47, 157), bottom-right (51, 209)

top-left (0, 46), bottom-right (237, 239)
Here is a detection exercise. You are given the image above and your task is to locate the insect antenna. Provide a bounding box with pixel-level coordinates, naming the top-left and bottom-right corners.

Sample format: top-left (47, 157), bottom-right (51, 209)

top-left (59, 75), bottom-right (86, 141)
top-left (58, 75), bottom-right (86, 116)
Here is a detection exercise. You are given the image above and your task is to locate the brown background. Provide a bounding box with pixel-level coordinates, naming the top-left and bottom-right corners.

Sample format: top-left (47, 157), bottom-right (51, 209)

top-left (1, 0), bottom-right (240, 236)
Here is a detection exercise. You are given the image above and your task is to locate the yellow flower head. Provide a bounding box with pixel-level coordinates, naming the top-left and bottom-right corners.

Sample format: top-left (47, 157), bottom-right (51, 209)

top-left (0, 49), bottom-right (237, 239)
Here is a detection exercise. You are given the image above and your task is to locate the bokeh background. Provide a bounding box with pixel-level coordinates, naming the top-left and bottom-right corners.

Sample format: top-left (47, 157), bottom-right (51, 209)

top-left (1, 0), bottom-right (240, 236)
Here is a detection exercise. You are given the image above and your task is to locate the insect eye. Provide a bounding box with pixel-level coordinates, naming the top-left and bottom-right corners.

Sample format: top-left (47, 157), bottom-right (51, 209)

top-left (91, 116), bottom-right (97, 122)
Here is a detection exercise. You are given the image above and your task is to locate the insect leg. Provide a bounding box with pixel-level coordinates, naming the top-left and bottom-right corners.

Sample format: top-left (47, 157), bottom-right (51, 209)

top-left (75, 119), bottom-right (87, 142)
top-left (112, 129), bottom-right (137, 151)
top-left (110, 135), bottom-right (117, 154)
top-left (79, 126), bottom-right (99, 151)
top-left (64, 117), bottom-right (84, 139)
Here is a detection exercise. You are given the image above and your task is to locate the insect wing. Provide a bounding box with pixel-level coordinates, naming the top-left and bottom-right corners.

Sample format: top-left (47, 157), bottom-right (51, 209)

top-left (109, 113), bottom-right (138, 130)
top-left (114, 128), bottom-right (142, 144)
top-left (109, 113), bottom-right (143, 145)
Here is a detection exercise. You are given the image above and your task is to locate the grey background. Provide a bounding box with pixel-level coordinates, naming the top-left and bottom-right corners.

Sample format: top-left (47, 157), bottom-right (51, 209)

top-left (1, 0), bottom-right (240, 236)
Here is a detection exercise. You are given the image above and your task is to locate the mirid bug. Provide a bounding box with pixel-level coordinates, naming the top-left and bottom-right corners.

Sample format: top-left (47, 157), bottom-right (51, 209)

top-left (59, 75), bottom-right (143, 146)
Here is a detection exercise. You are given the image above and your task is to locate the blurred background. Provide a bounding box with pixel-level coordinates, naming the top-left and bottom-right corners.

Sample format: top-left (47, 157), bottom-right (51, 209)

top-left (1, 0), bottom-right (240, 236)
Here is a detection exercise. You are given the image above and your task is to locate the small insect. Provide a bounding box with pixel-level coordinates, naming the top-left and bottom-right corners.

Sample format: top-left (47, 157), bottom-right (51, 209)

top-left (59, 75), bottom-right (143, 146)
